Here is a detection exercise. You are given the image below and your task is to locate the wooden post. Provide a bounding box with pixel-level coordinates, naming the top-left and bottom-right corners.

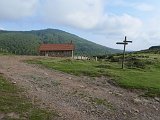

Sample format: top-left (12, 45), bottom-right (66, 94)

top-left (122, 36), bottom-right (127, 69)
top-left (116, 36), bottom-right (132, 69)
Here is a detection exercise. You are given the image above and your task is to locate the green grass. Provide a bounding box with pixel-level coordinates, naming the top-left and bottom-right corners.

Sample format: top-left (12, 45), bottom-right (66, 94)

top-left (27, 58), bottom-right (115, 77)
top-left (0, 51), bottom-right (13, 55)
top-left (89, 97), bottom-right (114, 110)
top-left (0, 74), bottom-right (59, 120)
top-left (26, 54), bottom-right (160, 97)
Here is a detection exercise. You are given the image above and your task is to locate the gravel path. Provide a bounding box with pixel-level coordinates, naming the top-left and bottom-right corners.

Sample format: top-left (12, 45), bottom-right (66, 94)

top-left (0, 55), bottom-right (159, 120)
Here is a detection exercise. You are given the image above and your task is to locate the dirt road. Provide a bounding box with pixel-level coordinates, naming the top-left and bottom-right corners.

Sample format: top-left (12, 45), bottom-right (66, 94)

top-left (0, 55), bottom-right (159, 120)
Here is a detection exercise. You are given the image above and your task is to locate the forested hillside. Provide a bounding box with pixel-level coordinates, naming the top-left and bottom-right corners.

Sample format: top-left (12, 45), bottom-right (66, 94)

top-left (149, 46), bottom-right (160, 50)
top-left (0, 29), bottom-right (120, 56)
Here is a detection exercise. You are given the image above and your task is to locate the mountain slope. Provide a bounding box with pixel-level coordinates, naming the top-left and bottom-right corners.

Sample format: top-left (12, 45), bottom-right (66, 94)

top-left (149, 46), bottom-right (160, 50)
top-left (0, 29), bottom-right (120, 56)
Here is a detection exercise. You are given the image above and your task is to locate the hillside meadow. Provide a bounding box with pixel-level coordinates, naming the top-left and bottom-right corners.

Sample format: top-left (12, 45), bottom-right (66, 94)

top-left (27, 53), bottom-right (160, 97)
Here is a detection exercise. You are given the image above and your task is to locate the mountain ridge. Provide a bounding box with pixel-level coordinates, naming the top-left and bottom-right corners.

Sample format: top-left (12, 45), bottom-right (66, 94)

top-left (149, 45), bottom-right (160, 50)
top-left (0, 28), bottom-right (121, 56)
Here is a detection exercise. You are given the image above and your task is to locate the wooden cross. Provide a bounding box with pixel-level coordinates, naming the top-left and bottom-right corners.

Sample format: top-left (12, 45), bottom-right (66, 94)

top-left (116, 36), bottom-right (132, 69)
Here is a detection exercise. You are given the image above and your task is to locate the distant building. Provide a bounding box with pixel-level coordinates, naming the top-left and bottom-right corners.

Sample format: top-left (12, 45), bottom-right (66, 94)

top-left (39, 43), bottom-right (75, 57)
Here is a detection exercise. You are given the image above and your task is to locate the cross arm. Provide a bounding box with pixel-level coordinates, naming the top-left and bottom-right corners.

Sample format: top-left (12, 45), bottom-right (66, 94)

top-left (116, 42), bottom-right (128, 45)
top-left (124, 41), bottom-right (132, 43)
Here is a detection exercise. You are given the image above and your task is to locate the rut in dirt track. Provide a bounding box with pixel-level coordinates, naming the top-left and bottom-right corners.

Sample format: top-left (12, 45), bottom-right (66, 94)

top-left (0, 56), bottom-right (159, 120)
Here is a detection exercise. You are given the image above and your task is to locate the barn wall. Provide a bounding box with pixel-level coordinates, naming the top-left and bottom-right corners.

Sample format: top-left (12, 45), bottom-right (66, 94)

top-left (40, 50), bottom-right (73, 57)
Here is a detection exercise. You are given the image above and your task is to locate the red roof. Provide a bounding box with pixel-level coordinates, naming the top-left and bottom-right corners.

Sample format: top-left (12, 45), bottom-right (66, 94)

top-left (39, 44), bottom-right (75, 51)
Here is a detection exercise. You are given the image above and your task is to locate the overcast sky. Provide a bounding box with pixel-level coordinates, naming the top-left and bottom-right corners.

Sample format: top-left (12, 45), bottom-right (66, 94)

top-left (0, 0), bottom-right (160, 50)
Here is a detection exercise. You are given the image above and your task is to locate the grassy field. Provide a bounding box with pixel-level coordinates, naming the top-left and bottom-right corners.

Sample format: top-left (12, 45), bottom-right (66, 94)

top-left (27, 53), bottom-right (160, 97)
top-left (0, 74), bottom-right (58, 120)
top-left (0, 51), bottom-right (12, 55)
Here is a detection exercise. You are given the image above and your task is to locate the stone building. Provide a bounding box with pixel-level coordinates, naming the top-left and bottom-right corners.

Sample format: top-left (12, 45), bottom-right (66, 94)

top-left (39, 43), bottom-right (75, 57)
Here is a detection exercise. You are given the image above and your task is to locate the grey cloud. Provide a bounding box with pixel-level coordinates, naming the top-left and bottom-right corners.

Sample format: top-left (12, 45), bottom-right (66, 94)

top-left (0, 0), bottom-right (38, 21)
top-left (42, 0), bottom-right (104, 29)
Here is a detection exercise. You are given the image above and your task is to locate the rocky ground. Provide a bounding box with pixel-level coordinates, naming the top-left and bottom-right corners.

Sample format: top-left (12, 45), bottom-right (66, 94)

top-left (0, 55), bottom-right (159, 120)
